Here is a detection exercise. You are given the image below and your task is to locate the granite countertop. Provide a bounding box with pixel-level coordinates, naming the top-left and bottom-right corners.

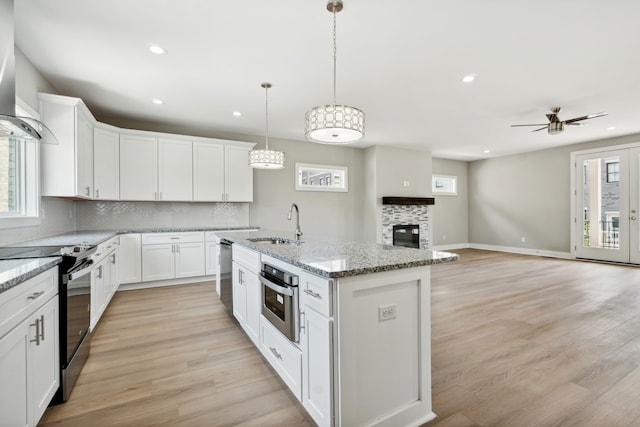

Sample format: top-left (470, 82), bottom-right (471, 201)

top-left (216, 230), bottom-right (459, 279)
top-left (0, 257), bottom-right (62, 294)
top-left (9, 226), bottom-right (260, 247)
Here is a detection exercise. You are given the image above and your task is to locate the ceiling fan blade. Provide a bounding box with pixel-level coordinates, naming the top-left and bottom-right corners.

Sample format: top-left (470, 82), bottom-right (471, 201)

top-left (566, 122), bottom-right (589, 127)
top-left (532, 126), bottom-right (548, 132)
top-left (564, 112), bottom-right (608, 124)
top-left (510, 124), bottom-right (548, 127)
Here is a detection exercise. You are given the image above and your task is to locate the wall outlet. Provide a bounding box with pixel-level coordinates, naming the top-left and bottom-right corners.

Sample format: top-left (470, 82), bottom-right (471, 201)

top-left (521, 237), bottom-right (526, 243)
top-left (378, 304), bottom-right (397, 321)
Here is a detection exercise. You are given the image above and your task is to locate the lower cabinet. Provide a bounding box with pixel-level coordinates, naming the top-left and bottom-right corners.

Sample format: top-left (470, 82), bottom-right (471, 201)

top-left (91, 237), bottom-right (119, 330)
top-left (118, 233), bottom-right (141, 284)
top-left (232, 245), bottom-right (261, 346)
top-left (141, 232), bottom-right (205, 282)
top-left (0, 269), bottom-right (59, 427)
top-left (260, 315), bottom-right (302, 401)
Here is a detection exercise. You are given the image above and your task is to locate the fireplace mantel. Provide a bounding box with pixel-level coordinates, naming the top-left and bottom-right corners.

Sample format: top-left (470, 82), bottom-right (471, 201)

top-left (382, 197), bottom-right (435, 206)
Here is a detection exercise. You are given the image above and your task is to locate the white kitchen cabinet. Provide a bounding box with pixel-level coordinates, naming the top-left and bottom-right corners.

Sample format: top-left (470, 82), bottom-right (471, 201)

top-left (232, 244), bottom-right (261, 346)
top-left (193, 142), bottom-right (254, 202)
top-left (119, 133), bottom-right (158, 201)
top-left (119, 234), bottom-right (142, 284)
top-left (301, 305), bottom-right (333, 427)
top-left (0, 268), bottom-right (59, 427)
top-left (91, 237), bottom-right (119, 329)
top-left (93, 127), bottom-right (120, 200)
top-left (141, 232), bottom-right (205, 282)
top-left (158, 138), bottom-right (193, 201)
top-left (205, 237), bottom-right (218, 277)
top-left (39, 93), bottom-right (95, 198)
top-left (260, 314), bottom-right (302, 401)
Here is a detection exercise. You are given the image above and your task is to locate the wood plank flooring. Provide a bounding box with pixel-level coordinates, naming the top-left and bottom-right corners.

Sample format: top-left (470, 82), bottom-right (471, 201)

top-left (39, 249), bottom-right (640, 426)
top-left (429, 249), bottom-right (640, 427)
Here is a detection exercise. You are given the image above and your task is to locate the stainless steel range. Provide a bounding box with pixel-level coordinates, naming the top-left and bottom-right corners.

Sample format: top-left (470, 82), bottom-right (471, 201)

top-left (0, 243), bottom-right (97, 403)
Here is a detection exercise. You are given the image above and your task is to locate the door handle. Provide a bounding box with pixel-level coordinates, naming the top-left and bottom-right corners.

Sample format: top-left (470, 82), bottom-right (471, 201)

top-left (631, 216), bottom-right (637, 220)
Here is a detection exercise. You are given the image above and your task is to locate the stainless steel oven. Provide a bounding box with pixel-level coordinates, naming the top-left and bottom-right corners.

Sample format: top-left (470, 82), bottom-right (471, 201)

top-left (260, 262), bottom-right (300, 342)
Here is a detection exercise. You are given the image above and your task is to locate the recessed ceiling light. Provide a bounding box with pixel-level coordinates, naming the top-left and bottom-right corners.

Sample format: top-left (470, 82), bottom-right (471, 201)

top-left (233, 111), bottom-right (242, 117)
top-left (607, 126), bottom-right (617, 131)
top-left (149, 45), bottom-right (166, 55)
top-left (152, 99), bottom-right (164, 105)
top-left (461, 74), bottom-right (476, 83)
top-left (483, 149), bottom-right (491, 154)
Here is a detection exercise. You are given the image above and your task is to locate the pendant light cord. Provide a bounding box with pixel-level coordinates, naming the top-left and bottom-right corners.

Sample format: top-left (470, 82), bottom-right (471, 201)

top-left (264, 84), bottom-right (269, 150)
top-left (332, 7), bottom-right (337, 106)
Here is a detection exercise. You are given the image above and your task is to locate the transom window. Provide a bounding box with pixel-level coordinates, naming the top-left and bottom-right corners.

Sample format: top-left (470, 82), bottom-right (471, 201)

top-left (606, 161), bottom-right (620, 183)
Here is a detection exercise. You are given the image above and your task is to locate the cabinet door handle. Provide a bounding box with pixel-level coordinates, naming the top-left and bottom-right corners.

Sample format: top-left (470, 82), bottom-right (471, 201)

top-left (95, 189), bottom-right (100, 198)
top-left (159, 191), bottom-right (163, 200)
top-left (154, 191), bottom-right (158, 200)
top-left (269, 346), bottom-right (283, 360)
top-left (299, 310), bottom-right (306, 334)
top-left (39, 314), bottom-right (45, 341)
top-left (30, 318), bottom-right (40, 346)
top-left (97, 265), bottom-right (103, 279)
top-left (27, 291), bottom-right (45, 300)
top-left (304, 289), bottom-right (322, 299)
top-left (111, 254), bottom-right (116, 264)
top-left (85, 186), bottom-right (91, 196)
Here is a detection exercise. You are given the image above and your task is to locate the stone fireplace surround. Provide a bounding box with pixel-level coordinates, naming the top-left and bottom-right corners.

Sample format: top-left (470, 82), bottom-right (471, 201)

top-left (381, 197), bottom-right (434, 249)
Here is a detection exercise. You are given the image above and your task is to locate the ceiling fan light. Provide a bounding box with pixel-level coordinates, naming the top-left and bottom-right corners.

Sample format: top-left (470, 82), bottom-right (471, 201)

top-left (548, 122), bottom-right (564, 135)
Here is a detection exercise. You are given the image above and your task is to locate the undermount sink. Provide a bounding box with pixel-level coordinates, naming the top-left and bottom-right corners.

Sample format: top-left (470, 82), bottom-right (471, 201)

top-left (247, 237), bottom-right (302, 245)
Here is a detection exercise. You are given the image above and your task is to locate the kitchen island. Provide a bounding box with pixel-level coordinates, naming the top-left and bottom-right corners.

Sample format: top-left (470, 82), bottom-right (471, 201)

top-left (216, 230), bottom-right (458, 427)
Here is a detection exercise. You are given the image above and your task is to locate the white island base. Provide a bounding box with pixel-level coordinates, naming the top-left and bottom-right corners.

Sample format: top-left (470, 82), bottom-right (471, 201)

top-left (334, 266), bottom-right (435, 427)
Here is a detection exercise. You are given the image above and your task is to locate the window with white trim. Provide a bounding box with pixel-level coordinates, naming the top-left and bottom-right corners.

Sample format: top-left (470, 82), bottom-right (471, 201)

top-left (432, 174), bottom-right (457, 196)
top-left (0, 99), bottom-right (40, 228)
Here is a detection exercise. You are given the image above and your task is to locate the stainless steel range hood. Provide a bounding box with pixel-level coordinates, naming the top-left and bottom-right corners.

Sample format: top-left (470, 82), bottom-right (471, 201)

top-left (0, 0), bottom-right (58, 144)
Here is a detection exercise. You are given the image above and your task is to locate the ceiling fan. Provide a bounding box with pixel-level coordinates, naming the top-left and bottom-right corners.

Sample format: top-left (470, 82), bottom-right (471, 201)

top-left (511, 107), bottom-right (608, 135)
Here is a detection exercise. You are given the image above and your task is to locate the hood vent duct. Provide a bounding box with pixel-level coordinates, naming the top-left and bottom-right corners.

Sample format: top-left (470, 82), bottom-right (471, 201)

top-left (0, 0), bottom-right (58, 144)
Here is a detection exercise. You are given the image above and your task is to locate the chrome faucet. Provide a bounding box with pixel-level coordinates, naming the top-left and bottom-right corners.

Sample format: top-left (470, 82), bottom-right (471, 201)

top-left (288, 203), bottom-right (303, 241)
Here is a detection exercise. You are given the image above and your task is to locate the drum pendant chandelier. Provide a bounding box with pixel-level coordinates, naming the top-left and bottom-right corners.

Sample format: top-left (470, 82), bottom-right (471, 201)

top-left (305, 0), bottom-right (364, 144)
top-left (249, 82), bottom-right (285, 169)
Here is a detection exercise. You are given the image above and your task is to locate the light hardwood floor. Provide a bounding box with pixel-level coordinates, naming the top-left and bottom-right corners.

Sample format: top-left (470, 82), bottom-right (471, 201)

top-left (40, 249), bottom-right (640, 426)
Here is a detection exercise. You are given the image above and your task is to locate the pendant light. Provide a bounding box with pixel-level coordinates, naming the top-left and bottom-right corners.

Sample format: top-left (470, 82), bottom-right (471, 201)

top-left (305, 0), bottom-right (364, 144)
top-left (249, 82), bottom-right (285, 169)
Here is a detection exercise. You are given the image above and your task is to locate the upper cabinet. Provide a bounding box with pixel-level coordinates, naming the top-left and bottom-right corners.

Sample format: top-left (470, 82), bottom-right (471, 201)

top-left (193, 142), bottom-right (253, 202)
top-left (38, 93), bottom-right (254, 202)
top-left (119, 134), bottom-right (158, 201)
top-left (93, 127), bottom-right (120, 200)
top-left (39, 93), bottom-right (95, 199)
top-left (158, 138), bottom-right (193, 201)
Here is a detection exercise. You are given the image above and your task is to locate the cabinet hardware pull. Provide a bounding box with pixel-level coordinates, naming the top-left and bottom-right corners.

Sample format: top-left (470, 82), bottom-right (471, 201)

top-left (40, 315), bottom-right (45, 341)
top-left (97, 265), bottom-right (103, 279)
top-left (170, 237), bottom-right (180, 239)
top-left (85, 186), bottom-right (91, 196)
top-left (30, 319), bottom-right (40, 345)
top-left (160, 192), bottom-right (163, 200)
top-left (304, 289), bottom-right (322, 299)
top-left (96, 189), bottom-right (100, 198)
top-left (269, 347), bottom-right (283, 360)
top-left (300, 310), bottom-right (306, 334)
top-left (27, 291), bottom-right (45, 300)
top-left (111, 254), bottom-right (116, 264)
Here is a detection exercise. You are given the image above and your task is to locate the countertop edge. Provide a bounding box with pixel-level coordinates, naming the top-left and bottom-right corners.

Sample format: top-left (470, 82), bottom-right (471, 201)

top-left (0, 257), bottom-right (62, 295)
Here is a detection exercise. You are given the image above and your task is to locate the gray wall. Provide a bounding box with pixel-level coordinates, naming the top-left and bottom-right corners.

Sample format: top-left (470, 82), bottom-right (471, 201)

top-left (363, 146), bottom-right (432, 243)
top-left (469, 133), bottom-right (640, 253)
top-left (432, 158), bottom-right (469, 247)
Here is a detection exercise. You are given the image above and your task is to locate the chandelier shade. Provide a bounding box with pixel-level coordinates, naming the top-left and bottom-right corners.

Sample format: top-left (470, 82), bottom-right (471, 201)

top-left (305, 104), bottom-right (364, 144)
top-left (305, 0), bottom-right (364, 144)
top-left (249, 82), bottom-right (285, 169)
top-left (248, 148), bottom-right (285, 169)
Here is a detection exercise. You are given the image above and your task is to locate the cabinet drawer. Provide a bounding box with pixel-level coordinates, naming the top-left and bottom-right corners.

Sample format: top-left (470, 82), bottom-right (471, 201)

top-left (93, 236), bottom-right (119, 263)
top-left (0, 268), bottom-right (58, 338)
top-left (232, 245), bottom-right (260, 271)
top-left (300, 272), bottom-right (332, 317)
top-left (260, 316), bottom-right (302, 401)
top-left (141, 232), bottom-right (204, 245)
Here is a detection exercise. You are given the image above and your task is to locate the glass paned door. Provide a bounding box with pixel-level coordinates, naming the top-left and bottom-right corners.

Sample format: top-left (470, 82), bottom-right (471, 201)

top-left (575, 149), bottom-right (629, 263)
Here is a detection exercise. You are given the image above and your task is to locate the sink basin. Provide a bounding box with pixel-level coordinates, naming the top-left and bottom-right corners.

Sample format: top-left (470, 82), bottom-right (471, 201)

top-left (247, 237), bottom-right (302, 245)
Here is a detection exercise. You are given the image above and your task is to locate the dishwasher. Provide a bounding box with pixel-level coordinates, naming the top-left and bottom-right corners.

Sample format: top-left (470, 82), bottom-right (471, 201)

top-left (218, 239), bottom-right (234, 315)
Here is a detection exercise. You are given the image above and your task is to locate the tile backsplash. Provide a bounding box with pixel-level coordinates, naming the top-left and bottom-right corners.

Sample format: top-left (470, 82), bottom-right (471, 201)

top-left (75, 201), bottom-right (250, 230)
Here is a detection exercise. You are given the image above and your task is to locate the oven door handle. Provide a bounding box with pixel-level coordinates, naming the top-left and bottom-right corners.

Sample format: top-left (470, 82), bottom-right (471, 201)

top-left (66, 260), bottom-right (95, 281)
top-left (259, 274), bottom-right (294, 297)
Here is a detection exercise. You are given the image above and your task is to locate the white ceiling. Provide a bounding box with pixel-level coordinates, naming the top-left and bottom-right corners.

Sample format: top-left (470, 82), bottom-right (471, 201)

top-left (14, 0), bottom-right (640, 160)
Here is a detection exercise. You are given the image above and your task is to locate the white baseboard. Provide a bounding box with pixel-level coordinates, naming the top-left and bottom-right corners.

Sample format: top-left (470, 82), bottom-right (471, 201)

top-left (468, 243), bottom-right (572, 259)
top-left (118, 275), bottom-right (215, 292)
top-left (433, 242), bottom-right (572, 259)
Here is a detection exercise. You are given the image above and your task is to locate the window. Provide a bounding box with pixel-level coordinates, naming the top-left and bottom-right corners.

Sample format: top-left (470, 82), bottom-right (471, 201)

top-left (295, 163), bottom-right (348, 192)
top-left (432, 174), bottom-right (457, 196)
top-left (606, 161), bottom-right (620, 183)
top-left (0, 99), bottom-right (40, 229)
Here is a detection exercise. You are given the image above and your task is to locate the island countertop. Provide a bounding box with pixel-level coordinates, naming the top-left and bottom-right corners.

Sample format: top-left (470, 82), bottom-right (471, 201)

top-left (215, 230), bottom-right (459, 279)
